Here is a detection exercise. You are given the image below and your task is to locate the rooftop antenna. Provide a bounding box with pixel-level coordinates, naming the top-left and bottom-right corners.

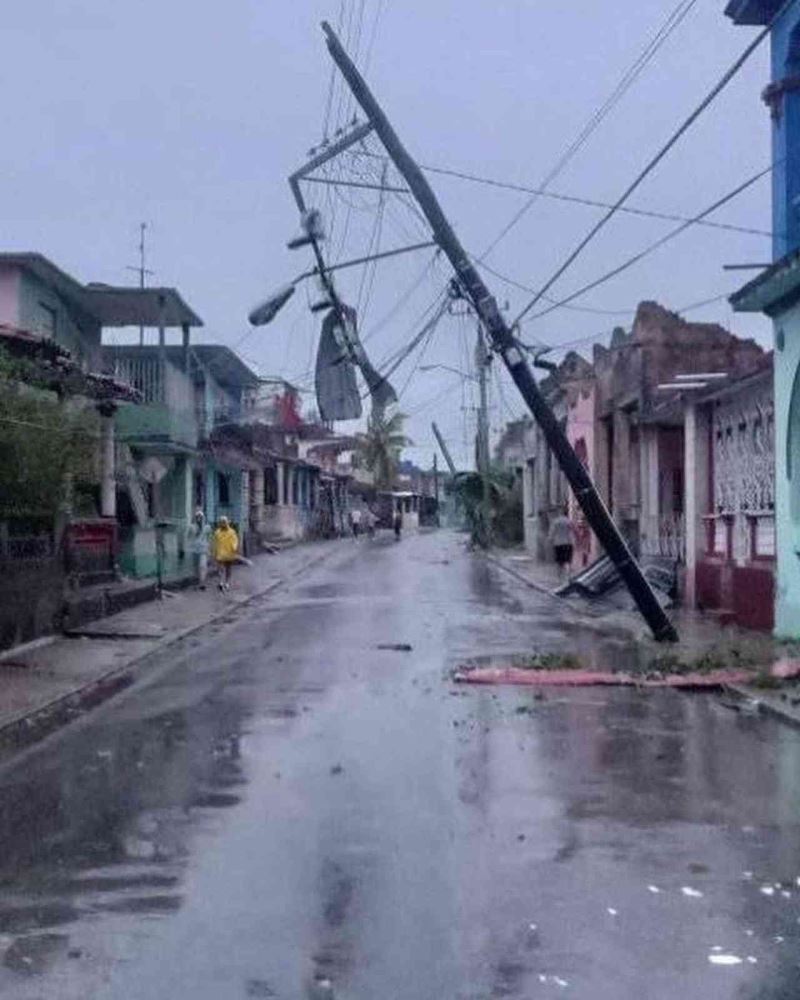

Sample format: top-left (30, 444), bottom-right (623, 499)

top-left (126, 222), bottom-right (154, 345)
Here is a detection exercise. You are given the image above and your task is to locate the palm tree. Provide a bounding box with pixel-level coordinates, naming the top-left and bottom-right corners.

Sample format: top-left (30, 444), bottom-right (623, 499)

top-left (356, 410), bottom-right (411, 489)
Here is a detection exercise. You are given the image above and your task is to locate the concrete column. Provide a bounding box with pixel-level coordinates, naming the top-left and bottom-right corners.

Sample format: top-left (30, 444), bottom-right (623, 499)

top-left (646, 427), bottom-right (660, 520)
top-left (182, 322), bottom-right (190, 373)
top-left (612, 408), bottom-right (631, 517)
top-left (639, 426), bottom-right (660, 551)
top-left (258, 469), bottom-right (266, 509)
top-left (157, 293), bottom-right (167, 404)
top-left (183, 456), bottom-right (193, 522)
top-left (276, 462), bottom-right (285, 505)
top-left (684, 401), bottom-right (710, 609)
top-left (99, 404), bottom-right (117, 518)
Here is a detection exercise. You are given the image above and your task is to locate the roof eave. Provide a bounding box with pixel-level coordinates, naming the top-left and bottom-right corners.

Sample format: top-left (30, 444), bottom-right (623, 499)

top-left (724, 0), bottom-right (776, 25)
top-left (730, 252), bottom-right (800, 316)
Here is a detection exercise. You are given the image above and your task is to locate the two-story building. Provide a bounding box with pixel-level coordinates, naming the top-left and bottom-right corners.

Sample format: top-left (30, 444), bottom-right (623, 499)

top-left (105, 343), bottom-right (263, 575)
top-left (0, 253), bottom-right (200, 644)
top-left (726, 0), bottom-right (800, 636)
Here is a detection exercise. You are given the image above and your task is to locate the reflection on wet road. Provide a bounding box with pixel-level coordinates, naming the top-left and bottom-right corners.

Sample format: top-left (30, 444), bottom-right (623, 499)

top-left (0, 531), bottom-right (799, 998)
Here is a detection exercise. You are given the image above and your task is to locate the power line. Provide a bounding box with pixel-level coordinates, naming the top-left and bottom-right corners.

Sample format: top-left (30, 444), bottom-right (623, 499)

top-left (482, 0), bottom-right (700, 260)
top-left (376, 294), bottom-right (449, 383)
top-left (474, 258), bottom-right (633, 317)
top-left (405, 373), bottom-right (463, 417)
top-left (362, 0), bottom-right (386, 76)
top-left (513, 0), bottom-right (798, 326)
top-left (361, 251), bottom-right (439, 344)
top-left (411, 161), bottom-right (773, 240)
top-left (322, 0), bottom-right (346, 138)
top-left (528, 286), bottom-right (752, 357)
top-left (528, 163), bottom-right (774, 321)
top-left (396, 312), bottom-right (439, 400)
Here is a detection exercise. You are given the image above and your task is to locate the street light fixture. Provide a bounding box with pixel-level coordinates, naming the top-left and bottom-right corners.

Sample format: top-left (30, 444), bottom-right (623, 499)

top-left (248, 283), bottom-right (297, 326)
top-left (247, 239), bottom-right (438, 327)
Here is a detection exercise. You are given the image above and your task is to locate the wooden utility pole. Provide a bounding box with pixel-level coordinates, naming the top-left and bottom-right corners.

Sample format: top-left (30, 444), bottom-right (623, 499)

top-left (322, 21), bottom-right (677, 641)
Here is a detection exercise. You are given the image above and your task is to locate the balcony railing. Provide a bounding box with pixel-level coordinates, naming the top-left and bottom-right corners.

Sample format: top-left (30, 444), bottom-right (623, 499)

top-left (640, 514), bottom-right (685, 561)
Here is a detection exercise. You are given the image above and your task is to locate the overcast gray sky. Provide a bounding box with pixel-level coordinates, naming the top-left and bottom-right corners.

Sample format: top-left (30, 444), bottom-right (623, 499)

top-left (2, 1), bottom-right (775, 469)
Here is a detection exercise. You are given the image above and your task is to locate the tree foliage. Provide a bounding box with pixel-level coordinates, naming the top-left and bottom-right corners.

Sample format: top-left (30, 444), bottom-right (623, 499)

top-left (0, 349), bottom-right (99, 523)
top-left (355, 409), bottom-right (411, 490)
top-left (452, 466), bottom-right (522, 547)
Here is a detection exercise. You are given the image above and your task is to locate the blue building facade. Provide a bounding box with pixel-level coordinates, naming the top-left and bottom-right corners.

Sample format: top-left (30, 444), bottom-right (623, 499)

top-left (727, 0), bottom-right (800, 635)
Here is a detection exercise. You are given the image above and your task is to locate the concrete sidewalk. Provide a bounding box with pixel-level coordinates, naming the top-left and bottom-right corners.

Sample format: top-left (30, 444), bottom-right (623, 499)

top-left (485, 546), bottom-right (788, 665)
top-left (0, 540), bottom-right (342, 754)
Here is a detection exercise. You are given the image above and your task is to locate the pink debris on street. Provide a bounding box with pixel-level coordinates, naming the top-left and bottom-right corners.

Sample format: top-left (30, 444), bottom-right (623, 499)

top-left (453, 659), bottom-right (800, 689)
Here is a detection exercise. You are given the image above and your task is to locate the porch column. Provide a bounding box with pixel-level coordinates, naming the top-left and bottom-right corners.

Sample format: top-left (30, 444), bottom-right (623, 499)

top-left (612, 408), bottom-right (631, 517)
top-left (277, 462), bottom-right (285, 505)
top-left (684, 401), bottom-right (710, 609)
top-left (98, 403), bottom-right (117, 519)
top-left (157, 292), bottom-right (167, 403)
top-left (182, 322), bottom-right (190, 374)
top-left (639, 426), bottom-right (659, 551)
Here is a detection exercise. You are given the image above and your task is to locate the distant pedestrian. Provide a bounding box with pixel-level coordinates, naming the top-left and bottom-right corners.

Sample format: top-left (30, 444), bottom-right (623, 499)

top-left (549, 507), bottom-right (575, 581)
top-left (364, 507), bottom-right (377, 538)
top-left (393, 507), bottom-right (403, 542)
top-left (350, 507), bottom-right (362, 538)
top-left (213, 516), bottom-right (239, 591)
top-left (190, 509), bottom-right (211, 590)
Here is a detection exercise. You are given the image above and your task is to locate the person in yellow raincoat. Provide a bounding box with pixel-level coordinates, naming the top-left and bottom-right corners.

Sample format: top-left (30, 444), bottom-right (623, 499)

top-left (213, 516), bottom-right (239, 591)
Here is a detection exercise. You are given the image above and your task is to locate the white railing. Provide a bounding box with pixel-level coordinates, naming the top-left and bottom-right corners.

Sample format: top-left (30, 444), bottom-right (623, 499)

top-left (112, 356), bottom-right (164, 404)
top-left (640, 514), bottom-right (685, 561)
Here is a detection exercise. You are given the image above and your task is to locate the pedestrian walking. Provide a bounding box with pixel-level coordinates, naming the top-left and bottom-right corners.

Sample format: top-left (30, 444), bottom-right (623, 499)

top-left (393, 507), bottom-right (403, 542)
top-left (549, 506), bottom-right (575, 581)
top-left (350, 506), bottom-right (362, 539)
top-left (213, 516), bottom-right (239, 591)
top-left (364, 507), bottom-right (376, 539)
top-left (190, 508), bottom-right (211, 590)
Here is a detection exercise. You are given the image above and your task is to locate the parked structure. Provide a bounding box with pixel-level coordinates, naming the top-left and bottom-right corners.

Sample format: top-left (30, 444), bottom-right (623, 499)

top-left (726, 0), bottom-right (800, 636)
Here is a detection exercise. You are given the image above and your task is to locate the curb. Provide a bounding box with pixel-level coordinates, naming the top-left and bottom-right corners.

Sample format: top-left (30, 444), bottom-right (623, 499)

top-left (0, 544), bottom-right (339, 759)
top-left (726, 682), bottom-right (800, 729)
top-left (482, 552), bottom-right (559, 598)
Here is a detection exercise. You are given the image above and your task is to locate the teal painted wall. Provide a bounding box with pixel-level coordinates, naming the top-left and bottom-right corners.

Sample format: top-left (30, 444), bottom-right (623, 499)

top-left (773, 303), bottom-right (800, 636)
top-left (206, 462), bottom-right (246, 537)
top-left (115, 402), bottom-right (197, 450)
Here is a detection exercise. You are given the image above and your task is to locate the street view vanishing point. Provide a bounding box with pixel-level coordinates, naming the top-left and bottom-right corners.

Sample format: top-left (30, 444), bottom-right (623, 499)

top-left (3, 1), bottom-right (800, 996)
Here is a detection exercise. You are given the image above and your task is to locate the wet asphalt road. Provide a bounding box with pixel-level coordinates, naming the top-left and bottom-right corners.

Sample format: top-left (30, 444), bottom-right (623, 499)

top-left (1, 531), bottom-right (800, 999)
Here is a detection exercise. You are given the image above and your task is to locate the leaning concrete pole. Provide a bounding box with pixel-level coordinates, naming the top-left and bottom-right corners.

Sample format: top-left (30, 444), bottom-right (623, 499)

top-left (431, 422), bottom-right (457, 476)
top-left (323, 21), bottom-right (677, 641)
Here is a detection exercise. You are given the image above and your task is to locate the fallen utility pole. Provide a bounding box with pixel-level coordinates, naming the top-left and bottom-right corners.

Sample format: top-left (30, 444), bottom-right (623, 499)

top-left (431, 422), bottom-right (456, 476)
top-left (323, 21), bottom-right (677, 642)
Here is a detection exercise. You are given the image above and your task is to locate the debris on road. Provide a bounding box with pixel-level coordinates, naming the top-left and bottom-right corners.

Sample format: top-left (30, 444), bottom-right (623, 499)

top-left (376, 643), bottom-right (413, 652)
top-left (453, 659), bottom-right (800, 689)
